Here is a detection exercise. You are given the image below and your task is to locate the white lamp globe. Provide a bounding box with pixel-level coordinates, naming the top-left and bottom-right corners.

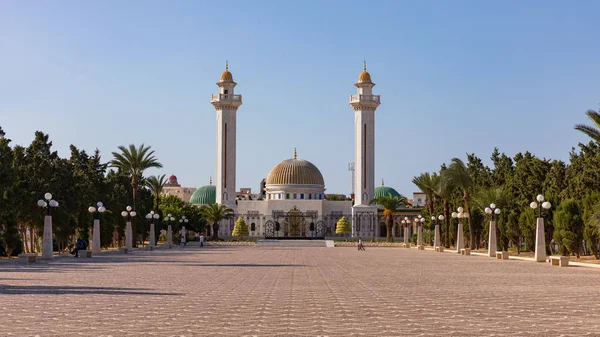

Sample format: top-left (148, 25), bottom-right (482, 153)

top-left (458, 213), bottom-right (463, 219)
top-left (163, 217), bottom-right (169, 221)
top-left (126, 206), bottom-right (132, 211)
top-left (420, 218), bottom-right (425, 223)
top-left (542, 201), bottom-right (551, 209)
top-left (170, 217), bottom-right (175, 221)
top-left (37, 200), bottom-right (46, 207)
top-left (98, 206), bottom-right (106, 213)
top-left (97, 201), bottom-right (103, 207)
top-left (485, 207), bottom-right (491, 214)
top-left (179, 219), bottom-right (183, 223)
top-left (494, 208), bottom-right (501, 215)
top-left (431, 216), bottom-right (436, 221)
top-left (536, 194), bottom-right (544, 202)
top-left (168, 213), bottom-right (172, 217)
top-left (49, 200), bottom-right (58, 207)
top-left (530, 202), bottom-right (538, 209)
top-left (121, 211), bottom-right (128, 217)
top-left (130, 211), bottom-right (137, 217)
top-left (438, 215), bottom-right (445, 220)
top-left (54, 201), bottom-right (59, 207)
top-left (457, 207), bottom-right (464, 213)
top-left (44, 193), bottom-right (52, 200)
top-left (153, 214), bottom-right (160, 219)
top-left (490, 203), bottom-right (496, 209)
top-left (146, 214), bottom-right (151, 219)
top-left (88, 206), bottom-right (96, 213)
top-left (185, 219), bottom-right (189, 223)
top-left (451, 212), bottom-right (457, 218)
top-left (150, 210), bottom-right (154, 215)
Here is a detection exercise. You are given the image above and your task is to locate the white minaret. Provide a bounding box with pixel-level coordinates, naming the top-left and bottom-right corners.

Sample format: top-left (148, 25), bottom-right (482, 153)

top-left (212, 61), bottom-right (242, 206)
top-left (350, 62), bottom-right (380, 206)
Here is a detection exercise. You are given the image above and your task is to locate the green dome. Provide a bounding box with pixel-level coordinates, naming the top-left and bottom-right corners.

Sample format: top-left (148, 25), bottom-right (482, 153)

top-left (374, 186), bottom-right (401, 199)
top-left (190, 185), bottom-right (216, 205)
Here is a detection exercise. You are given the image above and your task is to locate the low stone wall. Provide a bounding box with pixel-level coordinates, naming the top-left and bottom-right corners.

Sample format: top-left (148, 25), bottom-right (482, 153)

top-left (206, 241), bottom-right (256, 246)
top-left (334, 242), bottom-right (415, 248)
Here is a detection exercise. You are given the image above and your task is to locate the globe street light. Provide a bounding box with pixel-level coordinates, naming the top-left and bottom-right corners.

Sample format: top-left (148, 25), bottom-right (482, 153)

top-left (179, 216), bottom-right (189, 247)
top-left (452, 208), bottom-right (466, 253)
top-left (163, 213), bottom-right (176, 248)
top-left (530, 194), bottom-right (552, 262)
top-left (432, 215), bottom-right (444, 249)
top-left (121, 206), bottom-right (136, 250)
top-left (146, 211), bottom-right (160, 247)
top-left (414, 215), bottom-right (425, 248)
top-left (37, 193), bottom-right (59, 260)
top-left (402, 217), bottom-right (410, 246)
top-left (89, 202), bottom-right (106, 255)
top-left (485, 203), bottom-right (501, 257)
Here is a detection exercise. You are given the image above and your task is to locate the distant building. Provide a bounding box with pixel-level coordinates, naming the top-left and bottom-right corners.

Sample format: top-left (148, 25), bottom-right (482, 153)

top-left (412, 192), bottom-right (426, 207)
top-left (162, 175), bottom-right (197, 203)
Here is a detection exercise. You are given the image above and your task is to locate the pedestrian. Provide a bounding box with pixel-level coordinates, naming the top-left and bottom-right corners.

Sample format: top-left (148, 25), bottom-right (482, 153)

top-left (200, 233), bottom-right (205, 247)
top-left (358, 237), bottom-right (365, 251)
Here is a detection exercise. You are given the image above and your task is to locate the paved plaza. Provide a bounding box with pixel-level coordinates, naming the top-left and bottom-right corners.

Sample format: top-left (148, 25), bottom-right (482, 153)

top-left (1, 246), bottom-right (600, 336)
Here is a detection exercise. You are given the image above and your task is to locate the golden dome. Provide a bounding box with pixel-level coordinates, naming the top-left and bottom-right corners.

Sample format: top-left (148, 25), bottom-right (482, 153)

top-left (220, 61), bottom-right (233, 82)
top-left (358, 61), bottom-right (372, 83)
top-left (266, 151), bottom-right (325, 186)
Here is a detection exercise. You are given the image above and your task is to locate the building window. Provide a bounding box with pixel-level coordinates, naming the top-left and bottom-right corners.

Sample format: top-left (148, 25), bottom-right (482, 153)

top-left (309, 194), bottom-right (312, 199)
top-left (309, 222), bottom-right (314, 231)
top-left (275, 222), bottom-right (280, 231)
top-left (224, 89), bottom-right (228, 95)
top-left (250, 223), bottom-right (256, 231)
top-left (286, 193), bottom-right (290, 199)
top-left (300, 194), bottom-right (304, 199)
top-left (293, 194), bottom-right (297, 199)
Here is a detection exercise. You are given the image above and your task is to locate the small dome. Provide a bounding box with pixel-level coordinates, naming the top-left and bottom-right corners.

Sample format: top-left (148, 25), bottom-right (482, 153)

top-left (358, 61), bottom-right (372, 83)
top-left (266, 151), bottom-right (324, 186)
top-left (374, 186), bottom-right (401, 199)
top-left (220, 61), bottom-right (233, 82)
top-left (169, 175), bottom-right (177, 181)
top-left (190, 185), bottom-right (216, 205)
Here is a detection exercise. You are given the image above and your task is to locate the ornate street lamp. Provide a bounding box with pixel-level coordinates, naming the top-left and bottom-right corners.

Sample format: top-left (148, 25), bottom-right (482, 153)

top-left (37, 193), bottom-right (59, 260)
top-left (432, 215), bottom-right (444, 249)
top-left (414, 215), bottom-right (425, 248)
top-left (402, 217), bottom-right (410, 246)
top-left (530, 194), bottom-right (552, 262)
top-left (163, 213), bottom-right (176, 248)
top-left (451, 207), bottom-right (468, 252)
top-left (88, 202), bottom-right (106, 254)
top-left (146, 211), bottom-right (160, 247)
top-left (485, 203), bottom-right (501, 257)
top-left (179, 216), bottom-right (189, 247)
top-left (121, 206), bottom-right (136, 250)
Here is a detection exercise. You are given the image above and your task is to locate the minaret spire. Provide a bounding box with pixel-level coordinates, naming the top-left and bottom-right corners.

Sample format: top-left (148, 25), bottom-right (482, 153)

top-left (210, 176), bottom-right (212, 185)
top-left (381, 178), bottom-right (384, 186)
top-left (293, 148), bottom-right (297, 160)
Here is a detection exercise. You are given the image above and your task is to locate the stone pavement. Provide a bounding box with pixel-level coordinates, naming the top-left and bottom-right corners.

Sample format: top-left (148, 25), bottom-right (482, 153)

top-left (1, 246), bottom-right (600, 336)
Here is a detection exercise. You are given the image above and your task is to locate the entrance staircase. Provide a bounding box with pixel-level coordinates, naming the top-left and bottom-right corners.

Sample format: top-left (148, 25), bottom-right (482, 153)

top-left (256, 240), bottom-right (333, 248)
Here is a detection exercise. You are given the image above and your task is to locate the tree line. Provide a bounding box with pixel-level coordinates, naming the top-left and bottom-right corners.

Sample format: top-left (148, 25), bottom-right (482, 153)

top-left (0, 128), bottom-right (206, 256)
top-left (412, 109), bottom-right (600, 258)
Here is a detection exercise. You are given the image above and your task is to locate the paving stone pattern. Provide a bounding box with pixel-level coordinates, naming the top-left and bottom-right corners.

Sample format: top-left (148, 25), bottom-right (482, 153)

top-left (1, 246), bottom-right (600, 336)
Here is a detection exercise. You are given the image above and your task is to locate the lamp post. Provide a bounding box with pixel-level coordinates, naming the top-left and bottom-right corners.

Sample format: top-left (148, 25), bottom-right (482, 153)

top-left (179, 216), bottom-right (189, 247)
top-left (452, 207), bottom-right (467, 253)
top-left (88, 202), bottom-right (106, 255)
top-left (414, 215), bottom-right (425, 248)
top-left (121, 206), bottom-right (136, 250)
top-left (37, 193), bottom-right (59, 260)
top-left (163, 213), bottom-right (175, 248)
top-left (432, 215), bottom-right (444, 249)
top-left (146, 211), bottom-right (160, 247)
top-left (530, 194), bottom-right (552, 262)
top-left (402, 217), bottom-right (409, 246)
top-left (485, 203), bottom-right (501, 257)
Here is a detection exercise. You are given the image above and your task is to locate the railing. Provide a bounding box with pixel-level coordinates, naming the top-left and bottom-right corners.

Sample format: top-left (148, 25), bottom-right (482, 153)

top-left (211, 94), bottom-right (242, 102)
top-left (350, 94), bottom-right (380, 104)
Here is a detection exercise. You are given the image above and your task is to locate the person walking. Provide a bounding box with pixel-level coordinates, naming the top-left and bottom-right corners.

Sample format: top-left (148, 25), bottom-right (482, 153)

top-left (199, 233), bottom-right (205, 247)
top-left (358, 237), bottom-right (365, 251)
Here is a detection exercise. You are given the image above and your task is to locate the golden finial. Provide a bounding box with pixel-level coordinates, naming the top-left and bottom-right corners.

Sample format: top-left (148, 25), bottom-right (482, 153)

top-left (381, 178), bottom-right (384, 186)
top-left (209, 176), bottom-right (212, 185)
top-left (363, 60), bottom-right (367, 71)
top-left (225, 60), bottom-right (228, 71)
top-left (293, 148), bottom-right (297, 160)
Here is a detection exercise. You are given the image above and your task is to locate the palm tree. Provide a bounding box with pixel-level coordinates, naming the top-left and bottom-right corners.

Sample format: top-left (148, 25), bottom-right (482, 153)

top-left (370, 194), bottom-right (409, 242)
top-left (146, 174), bottom-right (167, 211)
top-left (412, 172), bottom-right (438, 213)
top-left (444, 158), bottom-right (474, 248)
top-left (575, 109), bottom-right (600, 142)
top-left (110, 144), bottom-right (162, 245)
top-left (433, 171), bottom-right (455, 248)
top-left (199, 203), bottom-right (234, 240)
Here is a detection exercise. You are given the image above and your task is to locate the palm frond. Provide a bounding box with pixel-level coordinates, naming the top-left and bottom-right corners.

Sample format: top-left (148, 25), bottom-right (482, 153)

top-left (575, 124), bottom-right (600, 142)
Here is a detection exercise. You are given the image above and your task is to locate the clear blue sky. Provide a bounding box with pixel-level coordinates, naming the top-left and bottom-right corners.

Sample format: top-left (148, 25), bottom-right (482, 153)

top-left (1, 1), bottom-right (599, 197)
